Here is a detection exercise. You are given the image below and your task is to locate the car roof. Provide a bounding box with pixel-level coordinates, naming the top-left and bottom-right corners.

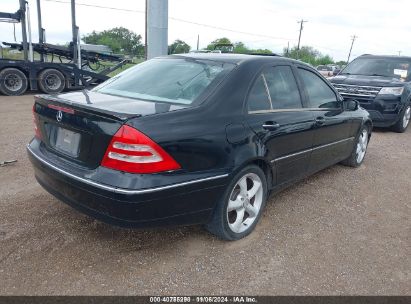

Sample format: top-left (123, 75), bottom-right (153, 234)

top-left (163, 53), bottom-right (303, 65)
top-left (359, 54), bottom-right (411, 60)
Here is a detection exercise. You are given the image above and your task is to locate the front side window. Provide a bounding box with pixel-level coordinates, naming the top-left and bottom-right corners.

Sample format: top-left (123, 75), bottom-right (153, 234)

top-left (94, 58), bottom-right (235, 105)
top-left (298, 68), bottom-right (339, 108)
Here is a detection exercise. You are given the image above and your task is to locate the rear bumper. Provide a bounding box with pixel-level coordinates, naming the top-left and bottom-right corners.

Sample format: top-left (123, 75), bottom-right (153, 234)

top-left (27, 142), bottom-right (229, 228)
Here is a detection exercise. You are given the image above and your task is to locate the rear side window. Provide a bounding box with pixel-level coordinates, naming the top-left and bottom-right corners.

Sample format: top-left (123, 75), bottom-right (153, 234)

top-left (264, 66), bottom-right (302, 109)
top-left (247, 75), bottom-right (271, 111)
top-left (298, 68), bottom-right (339, 108)
top-left (247, 65), bottom-right (302, 112)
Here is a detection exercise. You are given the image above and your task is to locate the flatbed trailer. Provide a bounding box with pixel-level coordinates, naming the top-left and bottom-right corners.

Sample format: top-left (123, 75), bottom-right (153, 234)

top-left (0, 0), bottom-right (131, 96)
top-left (0, 57), bottom-right (128, 95)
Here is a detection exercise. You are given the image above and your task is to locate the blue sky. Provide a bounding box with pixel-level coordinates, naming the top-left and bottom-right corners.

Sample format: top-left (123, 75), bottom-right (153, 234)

top-left (1, 0), bottom-right (410, 61)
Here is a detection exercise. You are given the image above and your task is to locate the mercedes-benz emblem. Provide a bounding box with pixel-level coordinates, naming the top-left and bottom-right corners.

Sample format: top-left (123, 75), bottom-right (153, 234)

top-left (56, 110), bottom-right (63, 122)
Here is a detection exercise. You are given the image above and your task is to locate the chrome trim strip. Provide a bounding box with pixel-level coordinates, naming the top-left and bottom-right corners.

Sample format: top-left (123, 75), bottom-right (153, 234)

top-left (339, 93), bottom-right (376, 98)
top-left (312, 137), bottom-right (354, 151)
top-left (249, 108), bottom-right (340, 114)
top-left (332, 83), bottom-right (382, 89)
top-left (27, 145), bottom-right (229, 195)
top-left (270, 137), bottom-right (355, 163)
top-left (273, 148), bottom-right (311, 162)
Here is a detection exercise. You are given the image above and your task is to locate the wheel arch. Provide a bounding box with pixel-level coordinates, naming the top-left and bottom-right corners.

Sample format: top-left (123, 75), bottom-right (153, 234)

top-left (233, 157), bottom-right (274, 190)
top-left (363, 118), bottom-right (373, 139)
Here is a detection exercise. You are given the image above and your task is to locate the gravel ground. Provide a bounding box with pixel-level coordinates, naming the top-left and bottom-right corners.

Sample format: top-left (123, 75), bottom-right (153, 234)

top-left (0, 94), bottom-right (410, 295)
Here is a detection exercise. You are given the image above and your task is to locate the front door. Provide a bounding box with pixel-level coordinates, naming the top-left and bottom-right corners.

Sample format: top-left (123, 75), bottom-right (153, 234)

top-left (296, 67), bottom-right (354, 173)
top-left (246, 64), bottom-right (315, 186)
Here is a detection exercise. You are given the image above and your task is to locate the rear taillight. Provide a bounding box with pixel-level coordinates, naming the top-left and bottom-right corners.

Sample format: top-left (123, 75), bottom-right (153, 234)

top-left (32, 104), bottom-right (42, 139)
top-left (101, 125), bottom-right (181, 174)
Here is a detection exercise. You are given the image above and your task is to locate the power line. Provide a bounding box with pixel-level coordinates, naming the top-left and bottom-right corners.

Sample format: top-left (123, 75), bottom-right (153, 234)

top-left (41, 0), bottom-right (351, 58)
top-left (169, 17), bottom-right (293, 42)
top-left (44, 0), bottom-right (294, 42)
top-left (44, 0), bottom-right (145, 14)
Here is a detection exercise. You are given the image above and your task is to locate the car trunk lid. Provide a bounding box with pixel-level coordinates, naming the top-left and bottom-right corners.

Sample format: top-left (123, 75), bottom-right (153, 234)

top-left (33, 92), bottom-right (168, 169)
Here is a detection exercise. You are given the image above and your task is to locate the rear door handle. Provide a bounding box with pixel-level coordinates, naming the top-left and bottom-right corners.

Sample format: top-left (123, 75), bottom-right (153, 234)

top-left (315, 116), bottom-right (325, 126)
top-left (262, 121), bottom-right (280, 130)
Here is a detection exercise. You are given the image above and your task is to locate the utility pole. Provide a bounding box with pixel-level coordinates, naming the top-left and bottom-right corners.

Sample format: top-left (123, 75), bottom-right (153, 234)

top-left (26, 2), bottom-right (34, 62)
top-left (347, 35), bottom-right (358, 63)
top-left (286, 41), bottom-right (290, 57)
top-left (71, 0), bottom-right (78, 65)
top-left (197, 34), bottom-right (199, 50)
top-left (146, 0), bottom-right (168, 60)
top-left (297, 19), bottom-right (307, 51)
top-left (36, 0), bottom-right (44, 61)
top-left (19, 0), bottom-right (28, 61)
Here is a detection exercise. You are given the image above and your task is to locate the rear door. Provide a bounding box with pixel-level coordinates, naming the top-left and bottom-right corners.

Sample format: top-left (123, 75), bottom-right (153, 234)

top-left (296, 66), bottom-right (354, 173)
top-left (246, 64), bottom-right (315, 186)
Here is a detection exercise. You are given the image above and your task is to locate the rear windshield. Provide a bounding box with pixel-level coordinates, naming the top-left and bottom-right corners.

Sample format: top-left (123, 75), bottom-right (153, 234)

top-left (94, 58), bottom-right (235, 105)
top-left (342, 57), bottom-right (411, 81)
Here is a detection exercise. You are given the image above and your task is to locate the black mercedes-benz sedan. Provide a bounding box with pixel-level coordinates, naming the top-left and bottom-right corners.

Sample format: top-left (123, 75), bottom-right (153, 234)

top-left (28, 54), bottom-right (372, 240)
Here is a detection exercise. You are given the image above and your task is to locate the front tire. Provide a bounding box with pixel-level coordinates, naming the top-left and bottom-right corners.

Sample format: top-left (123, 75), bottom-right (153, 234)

top-left (0, 68), bottom-right (28, 96)
top-left (391, 105), bottom-right (410, 133)
top-left (341, 126), bottom-right (369, 168)
top-left (206, 165), bottom-right (268, 241)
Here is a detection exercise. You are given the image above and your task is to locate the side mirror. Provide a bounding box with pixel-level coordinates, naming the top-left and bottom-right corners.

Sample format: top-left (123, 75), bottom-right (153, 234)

top-left (345, 99), bottom-right (359, 111)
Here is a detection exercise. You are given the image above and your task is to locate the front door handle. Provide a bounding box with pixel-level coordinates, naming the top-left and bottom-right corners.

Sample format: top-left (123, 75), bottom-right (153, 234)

top-left (315, 116), bottom-right (325, 126)
top-left (262, 121), bottom-right (280, 130)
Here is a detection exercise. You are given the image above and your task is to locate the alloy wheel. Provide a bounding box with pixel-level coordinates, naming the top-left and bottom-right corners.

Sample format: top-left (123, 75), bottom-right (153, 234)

top-left (226, 173), bottom-right (263, 234)
top-left (403, 106), bottom-right (411, 129)
top-left (356, 129), bottom-right (368, 164)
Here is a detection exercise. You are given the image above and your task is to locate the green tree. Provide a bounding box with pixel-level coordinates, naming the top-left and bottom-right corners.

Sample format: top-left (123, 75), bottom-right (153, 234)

top-left (206, 37), bottom-right (232, 50)
top-left (168, 39), bottom-right (191, 54)
top-left (233, 42), bottom-right (249, 54)
top-left (83, 27), bottom-right (144, 56)
top-left (206, 38), bottom-right (274, 55)
top-left (335, 60), bottom-right (347, 67)
top-left (284, 46), bottom-right (334, 66)
top-left (316, 54), bottom-right (334, 65)
top-left (251, 48), bottom-right (273, 54)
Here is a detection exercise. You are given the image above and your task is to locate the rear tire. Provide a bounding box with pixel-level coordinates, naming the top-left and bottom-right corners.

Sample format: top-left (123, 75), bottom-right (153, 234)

top-left (0, 68), bottom-right (28, 96)
top-left (391, 105), bottom-right (410, 133)
top-left (341, 125), bottom-right (369, 168)
top-left (38, 68), bottom-right (65, 94)
top-left (205, 165), bottom-right (268, 241)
